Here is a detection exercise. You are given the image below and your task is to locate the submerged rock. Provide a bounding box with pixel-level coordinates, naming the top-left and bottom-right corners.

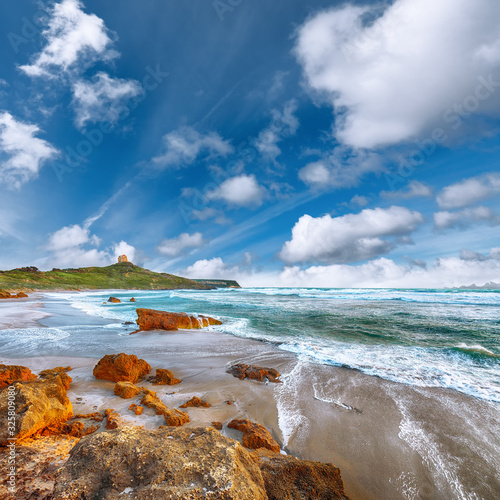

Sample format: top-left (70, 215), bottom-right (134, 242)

top-left (130, 297), bottom-right (136, 302)
top-left (228, 419), bottom-right (280, 453)
top-left (180, 396), bottom-right (210, 408)
top-left (93, 353), bottom-right (151, 383)
top-left (52, 426), bottom-right (268, 499)
top-left (254, 448), bottom-right (350, 500)
top-left (0, 364), bottom-right (38, 388)
top-left (147, 368), bottom-right (181, 385)
top-left (227, 364), bottom-right (282, 383)
top-left (134, 308), bottom-right (222, 332)
top-left (108, 296), bottom-right (121, 303)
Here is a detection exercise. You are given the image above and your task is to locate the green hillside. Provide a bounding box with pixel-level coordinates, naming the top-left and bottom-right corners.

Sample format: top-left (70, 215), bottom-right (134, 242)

top-left (0, 262), bottom-right (215, 291)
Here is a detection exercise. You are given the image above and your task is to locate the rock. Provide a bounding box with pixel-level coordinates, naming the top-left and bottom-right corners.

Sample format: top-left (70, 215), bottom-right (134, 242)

top-left (254, 448), bottom-right (350, 499)
top-left (134, 308), bottom-right (222, 332)
top-left (212, 421), bottom-right (223, 430)
top-left (128, 404), bottom-right (143, 415)
top-left (39, 366), bottom-right (72, 390)
top-left (227, 363), bottom-right (281, 383)
top-left (113, 381), bottom-right (141, 399)
top-left (0, 364), bottom-right (38, 388)
top-left (15, 291), bottom-right (29, 298)
top-left (93, 353), bottom-right (151, 383)
top-left (117, 254), bottom-right (128, 263)
top-left (130, 297), bottom-right (136, 302)
top-left (48, 420), bottom-right (100, 438)
top-left (104, 409), bottom-right (122, 430)
top-left (108, 296), bottom-right (121, 303)
top-left (74, 412), bottom-right (104, 422)
top-left (52, 426), bottom-right (268, 499)
top-left (180, 396), bottom-right (210, 408)
top-left (140, 393), bottom-right (190, 427)
top-left (147, 368), bottom-right (181, 385)
top-left (0, 374), bottom-right (73, 445)
top-left (0, 290), bottom-right (12, 299)
top-left (228, 419), bottom-right (280, 453)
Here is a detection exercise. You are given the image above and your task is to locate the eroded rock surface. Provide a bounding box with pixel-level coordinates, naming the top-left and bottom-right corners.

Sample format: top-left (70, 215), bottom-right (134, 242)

top-left (0, 364), bottom-right (38, 388)
top-left (227, 364), bottom-right (281, 383)
top-left (93, 353), bottom-right (151, 383)
top-left (228, 419), bottom-right (280, 453)
top-left (140, 393), bottom-right (190, 426)
top-left (134, 308), bottom-right (222, 332)
top-left (147, 368), bottom-right (181, 385)
top-left (179, 396), bottom-right (210, 408)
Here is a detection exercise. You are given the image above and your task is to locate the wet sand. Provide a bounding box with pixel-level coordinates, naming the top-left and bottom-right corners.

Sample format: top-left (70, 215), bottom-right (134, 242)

top-left (1, 295), bottom-right (499, 499)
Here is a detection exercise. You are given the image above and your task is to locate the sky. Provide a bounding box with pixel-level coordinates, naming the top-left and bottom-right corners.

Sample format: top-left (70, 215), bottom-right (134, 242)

top-left (0, 0), bottom-right (499, 288)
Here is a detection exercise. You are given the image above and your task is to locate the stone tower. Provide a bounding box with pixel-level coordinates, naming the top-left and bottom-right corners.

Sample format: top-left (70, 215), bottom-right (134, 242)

top-left (118, 255), bottom-right (128, 263)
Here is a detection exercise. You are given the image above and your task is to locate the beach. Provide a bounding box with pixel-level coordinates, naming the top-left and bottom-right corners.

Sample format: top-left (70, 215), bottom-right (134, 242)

top-left (1, 291), bottom-right (499, 499)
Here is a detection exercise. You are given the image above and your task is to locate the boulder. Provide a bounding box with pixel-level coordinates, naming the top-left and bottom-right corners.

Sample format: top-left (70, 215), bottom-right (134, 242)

top-left (227, 364), bottom-right (281, 383)
top-left (0, 290), bottom-right (12, 299)
top-left (113, 381), bottom-right (141, 399)
top-left (147, 368), bottom-right (181, 385)
top-left (52, 426), bottom-right (268, 499)
top-left (104, 409), bottom-right (122, 430)
top-left (0, 364), bottom-right (38, 388)
top-left (39, 366), bottom-right (72, 390)
top-left (130, 297), bottom-right (136, 302)
top-left (212, 421), bottom-right (223, 430)
top-left (128, 404), bottom-right (143, 415)
top-left (15, 292), bottom-right (29, 298)
top-left (228, 419), bottom-right (280, 453)
top-left (134, 308), bottom-right (222, 332)
top-left (108, 297), bottom-right (121, 303)
top-left (93, 353), bottom-right (151, 383)
top-left (0, 374), bottom-right (73, 445)
top-left (140, 393), bottom-right (190, 427)
top-left (180, 396), bottom-right (210, 408)
top-left (254, 448), bottom-right (350, 499)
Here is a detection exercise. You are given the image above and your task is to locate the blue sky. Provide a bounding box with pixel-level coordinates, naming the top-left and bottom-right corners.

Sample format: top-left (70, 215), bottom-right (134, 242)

top-left (0, 0), bottom-right (499, 287)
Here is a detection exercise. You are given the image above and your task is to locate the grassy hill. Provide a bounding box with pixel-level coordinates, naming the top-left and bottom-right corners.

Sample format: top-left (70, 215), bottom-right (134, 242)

top-left (0, 262), bottom-right (218, 291)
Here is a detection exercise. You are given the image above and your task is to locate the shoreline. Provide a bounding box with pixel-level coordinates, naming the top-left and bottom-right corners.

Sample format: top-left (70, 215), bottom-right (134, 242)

top-left (1, 293), bottom-right (499, 499)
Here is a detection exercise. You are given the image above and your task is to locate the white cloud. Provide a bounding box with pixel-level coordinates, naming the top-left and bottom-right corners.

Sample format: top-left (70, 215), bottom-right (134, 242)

top-left (46, 224), bottom-right (136, 268)
top-left (294, 0), bottom-right (500, 148)
top-left (299, 148), bottom-right (384, 189)
top-left (19, 0), bottom-right (117, 77)
top-left (183, 257), bottom-right (240, 279)
top-left (255, 100), bottom-right (299, 161)
top-left (350, 195), bottom-right (369, 207)
top-left (280, 206), bottom-right (424, 264)
top-left (0, 112), bottom-right (58, 189)
top-left (434, 206), bottom-right (500, 229)
top-left (156, 232), bottom-right (205, 257)
top-left (72, 72), bottom-right (143, 128)
top-left (153, 127), bottom-right (233, 168)
top-left (436, 173), bottom-right (500, 209)
top-left (191, 207), bottom-right (231, 225)
top-left (382, 180), bottom-right (433, 199)
top-left (207, 174), bottom-right (267, 207)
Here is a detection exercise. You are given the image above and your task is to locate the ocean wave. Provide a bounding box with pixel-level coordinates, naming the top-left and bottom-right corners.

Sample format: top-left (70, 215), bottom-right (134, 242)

top-left (452, 343), bottom-right (499, 358)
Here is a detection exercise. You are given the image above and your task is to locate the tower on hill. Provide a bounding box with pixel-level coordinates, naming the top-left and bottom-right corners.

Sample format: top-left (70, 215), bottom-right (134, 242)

top-left (118, 255), bottom-right (128, 263)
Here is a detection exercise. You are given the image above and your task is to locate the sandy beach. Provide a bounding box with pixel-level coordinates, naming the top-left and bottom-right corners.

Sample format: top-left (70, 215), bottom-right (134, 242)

top-left (1, 293), bottom-right (499, 499)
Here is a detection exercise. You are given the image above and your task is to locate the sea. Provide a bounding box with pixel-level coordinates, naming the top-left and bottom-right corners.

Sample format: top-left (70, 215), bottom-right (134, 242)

top-left (4, 287), bottom-right (497, 404)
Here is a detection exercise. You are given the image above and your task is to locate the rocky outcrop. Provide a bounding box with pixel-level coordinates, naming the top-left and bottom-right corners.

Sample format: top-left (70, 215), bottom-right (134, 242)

top-left (134, 308), bottom-right (222, 332)
top-left (117, 254), bottom-right (128, 263)
top-left (227, 364), bottom-right (282, 383)
top-left (0, 372), bottom-right (73, 445)
top-left (107, 296), bottom-right (121, 303)
top-left (104, 409), bottom-right (122, 430)
top-left (0, 290), bottom-right (28, 299)
top-left (147, 368), bottom-right (181, 385)
top-left (228, 419), bottom-right (280, 453)
top-left (130, 297), bottom-right (136, 302)
top-left (113, 381), bottom-right (141, 399)
top-left (93, 353), bottom-right (151, 383)
top-left (39, 366), bottom-right (72, 390)
top-left (128, 403), bottom-right (143, 415)
top-left (254, 448), bottom-right (349, 499)
top-left (52, 426), bottom-right (268, 499)
top-left (180, 396), bottom-right (210, 408)
top-left (141, 392), bottom-right (190, 427)
top-left (0, 364), bottom-right (38, 388)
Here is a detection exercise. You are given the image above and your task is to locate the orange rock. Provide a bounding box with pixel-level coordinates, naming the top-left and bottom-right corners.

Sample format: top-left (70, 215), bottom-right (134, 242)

top-left (39, 366), bottom-right (72, 390)
top-left (108, 296), bottom-right (121, 303)
top-left (0, 364), bottom-right (38, 388)
top-left (118, 254), bottom-right (128, 263)
top-left (74, 412), bottom-right (104, 422)
top-left (130, 297), bottom-right (136, 302)
top-left (0, 290), bottom-right (12, 299)
top-left (44, 420), bottom-right (99, 438)
top-left (180, 396), bottom-right (210, 408)
top-left (129, 404), bottom-right (144, 415)
top-left (93, 353), bottom-right (151, 383)
top-left (114, 381), bottom-right (141, 399)
top-left (147, 368), bottom-right (181, 385)
top-left (140, 393), bottom-right (190, 427)
top-left (212, 421), bottom-right (223, 430)
top-left (227, 364), bottom-right (281, 383)
top-left (15, 292), bottom-right (28, 298)
top-left (228, 419), bottom-right (280, 453)
top-left (134, 308), bottom-right (222, 333)
top-left (104, 408), bottom-right (122, 429)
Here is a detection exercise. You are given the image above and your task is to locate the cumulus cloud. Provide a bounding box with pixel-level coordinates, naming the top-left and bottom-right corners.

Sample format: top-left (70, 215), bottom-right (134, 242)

top-left (434, 206), bottom-right (500, 229)
top-left (299, 148), bottom-right (384, 189)
top-left (436, 173), bottom-right (500, 209)
top-left (280, 206), bottom-right (424, 264)
top-left (46, 224), bottom-right (135, 268)
top-left (72, 72), bottom-right (143, 128)
top-left (156, 232), bottom-right (205, 257)
top-left (19, 0), bottom-right (117, 77)
top-left (382, 180), bottom-right (433, 199)
top-left (207, 174), bottom-right (267, 208)
top-left (0, 112), bottom-right (58, 189)
top-left (183, 257), bottom-right (239, 279)
top-left (153, 127), bottom-right (233, 168)
top-left (294, 0), bottom-right (500, 148)
top-left (255, 100), bottom-right (299, 161)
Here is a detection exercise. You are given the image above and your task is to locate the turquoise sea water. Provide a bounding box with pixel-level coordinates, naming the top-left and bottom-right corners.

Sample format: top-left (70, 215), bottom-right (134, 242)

top-left (24, 287), bottom-right (498, 405)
